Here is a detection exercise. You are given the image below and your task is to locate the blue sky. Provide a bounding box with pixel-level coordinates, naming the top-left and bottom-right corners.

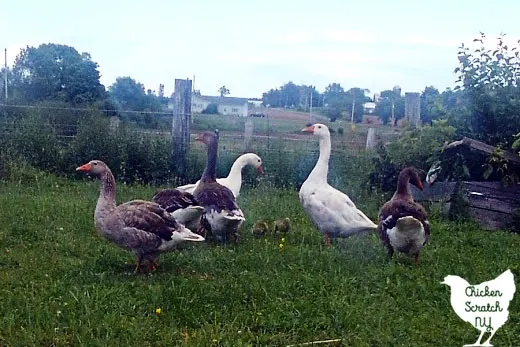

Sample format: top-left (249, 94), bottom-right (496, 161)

top-left (2, 0), bottom-right (519, 98)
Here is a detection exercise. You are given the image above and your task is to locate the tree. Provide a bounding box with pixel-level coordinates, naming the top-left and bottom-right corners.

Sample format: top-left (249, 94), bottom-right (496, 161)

top-left (375, 88), bottom-right (404, 124)
top-left (11, 43), bottom-right (105, 103)
top-left (158, 84), bottom-right (165, 98)
top-left (345, 87), bottom-right (371, 123)
top-left (202, 103), bottom-right (219, 114)
top-left (323, 83), bottom-right (346, 121)
top-left (420, 86), bottom-right (441, 124)
top-left (262, 82), bottom-right (322, 108)
top-left (218, 85), bottom-right (230, 97)
top-left (324, 83), bottom-right (344, 95)
top-left (262, 88), bottom-right (282, 107)
top-left (454, 32), bottom-right (520, 147)
top-left (108, 77), bottom-right (160, 112)
top-left (280, 82), bottom-right (300, 107)
top-left (376, 96), bottom-right (405, 124)
top-left (298, 85), bottom-right (322, 110)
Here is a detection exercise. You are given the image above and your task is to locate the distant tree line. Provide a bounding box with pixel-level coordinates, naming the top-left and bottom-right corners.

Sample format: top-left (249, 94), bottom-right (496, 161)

top-left (1, 34), bottom-right (520, 151)
top-left (0, 43), bottom-right (169, 127)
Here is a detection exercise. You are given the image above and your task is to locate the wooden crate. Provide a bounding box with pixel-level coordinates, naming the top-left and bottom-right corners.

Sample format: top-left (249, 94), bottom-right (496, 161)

top-left (411, 181), bottom-right (520, 230)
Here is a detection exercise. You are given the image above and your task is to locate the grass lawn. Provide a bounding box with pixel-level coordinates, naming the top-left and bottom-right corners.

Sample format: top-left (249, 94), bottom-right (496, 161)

top-left (1, 173), bottom-right (519, 346)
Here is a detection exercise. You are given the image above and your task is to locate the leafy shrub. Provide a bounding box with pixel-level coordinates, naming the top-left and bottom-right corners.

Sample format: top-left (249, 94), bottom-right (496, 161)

top-left (201, 103), bottom-right (219, 114)
top-left (6, 115), bottom-right (63, 173)
top-left (455, 33), bottom-right (520, 148)
top-left (369, 119), bottom-right (456, 193)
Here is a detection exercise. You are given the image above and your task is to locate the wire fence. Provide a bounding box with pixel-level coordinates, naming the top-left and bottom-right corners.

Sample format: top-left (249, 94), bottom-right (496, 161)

top-left (0, 103), bottom-right (402, 200)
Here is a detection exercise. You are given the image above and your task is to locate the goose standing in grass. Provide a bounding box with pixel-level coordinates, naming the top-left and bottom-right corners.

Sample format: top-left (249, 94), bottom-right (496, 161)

top-left (151, 188), bottom-right (203, 232)
top-left (377, 167), bottom-right (430, 263)
top-left (299, 123), bottom-right (377, 247)
top-left (193, 131), bottom-right (245, 242)
top-left (176, 153), bottom-right (264, 198)
top-left (76, 160), bottom-right (204, 273)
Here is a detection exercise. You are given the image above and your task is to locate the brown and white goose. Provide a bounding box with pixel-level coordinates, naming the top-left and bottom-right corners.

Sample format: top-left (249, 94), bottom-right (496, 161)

top-left (377, 167), bottom-right (430, 263)
top-left (151, 188), bottom-right (203, 232)
top-left (193, 131), bottom-right (245, 243)
top-left (76, 160), bottom-right (204, 273)
top-left (299, 123), bottom-right (377, 247)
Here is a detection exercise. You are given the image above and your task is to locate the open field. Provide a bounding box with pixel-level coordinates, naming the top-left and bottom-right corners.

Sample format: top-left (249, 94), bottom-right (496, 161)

top-left (1, 173), bottom-right (519, 346)
top-left (189, 110), bottom-right (403, 155)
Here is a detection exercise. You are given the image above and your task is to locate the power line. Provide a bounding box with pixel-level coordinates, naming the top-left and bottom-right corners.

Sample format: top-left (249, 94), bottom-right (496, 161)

top-left (0, 103), bottom-right (174, 115)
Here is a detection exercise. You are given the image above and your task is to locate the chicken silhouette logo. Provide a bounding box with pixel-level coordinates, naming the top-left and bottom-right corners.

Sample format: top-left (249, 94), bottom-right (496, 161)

top-left (441, 269), bottom-right (516, 346)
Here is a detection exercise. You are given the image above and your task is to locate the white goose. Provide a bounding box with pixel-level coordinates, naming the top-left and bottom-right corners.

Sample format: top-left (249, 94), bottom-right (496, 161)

top-left (176, 153), bottom-right (263, 198)
top-left (299, 123), bottom-right (377, 247)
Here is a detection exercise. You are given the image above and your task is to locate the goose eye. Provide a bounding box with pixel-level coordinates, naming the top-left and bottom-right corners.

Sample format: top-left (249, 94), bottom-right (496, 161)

top-left (93, 162), bottom-right (98, 166)
top-left (318, 125), bottom-right (322, 129)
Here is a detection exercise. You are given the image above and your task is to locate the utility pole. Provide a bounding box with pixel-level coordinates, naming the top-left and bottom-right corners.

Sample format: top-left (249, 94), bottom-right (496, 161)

top-left (4, 48), bottom-right (7, 100)
top-left (391, 101), bottom-right (395, 126)
top-left (350, 99), bottom-right (355, 125)
top-left (309, 89), bottom-right (313, 123)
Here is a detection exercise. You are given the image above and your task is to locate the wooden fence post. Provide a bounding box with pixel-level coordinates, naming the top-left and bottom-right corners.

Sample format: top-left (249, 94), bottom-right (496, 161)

top-left (366, 127), bottom-right (376, 149)
top-left (243, 117), bottom-right (254, 152)
top-left (404, 92), bottom-right (421, 127)
top-left (171, 78), bottom-right (192, 178)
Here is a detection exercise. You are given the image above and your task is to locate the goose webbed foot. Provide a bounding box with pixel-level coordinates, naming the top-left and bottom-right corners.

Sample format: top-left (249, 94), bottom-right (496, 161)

top-left (324, 232), bottom-right (332, 248)
top-left (387, 246), bottom-right (394, 260)
top-left (133, 255), bottom-right (145, 274)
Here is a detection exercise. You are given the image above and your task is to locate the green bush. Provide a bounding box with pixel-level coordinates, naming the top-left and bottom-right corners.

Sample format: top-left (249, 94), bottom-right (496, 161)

top-left (369, 119), bottom-right (457, 193)
top-left (201, 103), bottom-right (219, 115)
top-left (0, 105), bottom-right (377, 195)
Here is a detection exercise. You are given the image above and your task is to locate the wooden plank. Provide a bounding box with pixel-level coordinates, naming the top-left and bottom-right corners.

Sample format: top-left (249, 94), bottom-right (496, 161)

top-left (461, 137), bottom-right (520, 164)
top-left (463, 182), bottom-right (520, 205)
top-left (410, 182), bottom-right (457, 202)
top-left (466, 193), bottom-right (517, 214)
top-left (463, 180), bottom-right (520, 192)
top-left (469, 207), bottom-right (512, 230)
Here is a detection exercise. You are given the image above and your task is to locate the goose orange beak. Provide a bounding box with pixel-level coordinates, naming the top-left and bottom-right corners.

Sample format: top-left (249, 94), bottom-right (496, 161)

top-left (416, 180), bottom-right (424, 191)
top-left (76, 163), bottom-right (92, 172)
top-left (257, 165), bottom-right (264, 175)
top-left (301, 125), bottom-right (314, 134)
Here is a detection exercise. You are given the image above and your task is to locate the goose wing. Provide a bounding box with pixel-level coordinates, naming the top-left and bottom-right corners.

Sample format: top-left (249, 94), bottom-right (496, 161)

top-left (152, 189), bottom-right (200, 213)
top-left (194, 182), bottom-right (240, 212)
top-left (378, 199), bottom-right (430, 244)
top-left (301, 184), bottom-right (376, 236)
top-left (116, 200), bottom-right (182, 241)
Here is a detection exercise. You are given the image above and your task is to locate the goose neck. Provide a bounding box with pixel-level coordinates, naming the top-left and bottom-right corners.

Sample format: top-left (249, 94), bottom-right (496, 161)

top-left (309, 136), bottom-right (331, 181)
top-left (201, 140), bottom-right (218, 182)
top-left (394, 174), bottom-right (412, 198)
top-left (95, 169), bottom-right (117, 221)
top-left (228, 157), bottom-right (246, 180)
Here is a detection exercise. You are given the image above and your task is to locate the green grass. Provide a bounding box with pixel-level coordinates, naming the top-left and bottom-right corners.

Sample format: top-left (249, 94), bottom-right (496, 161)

top-left (1, 173), bottom-right (520, 346)
top-left (191, 113), bottom-right (323, 135)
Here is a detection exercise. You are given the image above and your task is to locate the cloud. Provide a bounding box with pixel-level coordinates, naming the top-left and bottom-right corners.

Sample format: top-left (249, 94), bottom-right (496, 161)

top-left (272, 28), bottom-right (461, 48)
